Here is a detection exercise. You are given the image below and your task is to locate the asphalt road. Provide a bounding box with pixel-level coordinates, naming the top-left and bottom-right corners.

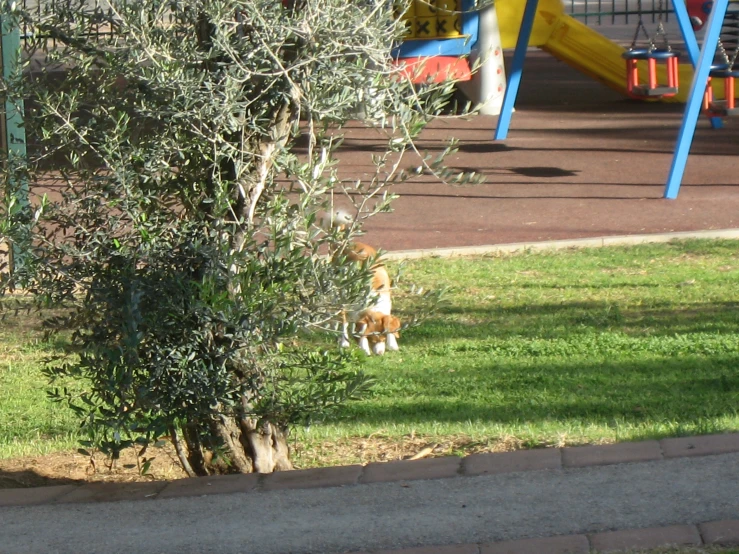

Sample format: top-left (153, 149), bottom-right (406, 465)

top-left (2, 452), bottom-right (738, 554)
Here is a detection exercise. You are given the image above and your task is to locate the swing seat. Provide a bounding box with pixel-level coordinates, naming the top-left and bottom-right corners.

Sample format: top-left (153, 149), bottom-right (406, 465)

top-left (704, 63), bottom-right (739, 117)
top-left (622, 48), bottom-right (680, 98)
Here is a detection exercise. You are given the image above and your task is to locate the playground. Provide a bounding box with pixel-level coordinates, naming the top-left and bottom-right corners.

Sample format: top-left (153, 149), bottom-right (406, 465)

top-left (350, 56), bottom-right (739, 251)
top-left (3, 0), bottom-right (739, 245)
top-left (357, 0), bottom-right (739, 251)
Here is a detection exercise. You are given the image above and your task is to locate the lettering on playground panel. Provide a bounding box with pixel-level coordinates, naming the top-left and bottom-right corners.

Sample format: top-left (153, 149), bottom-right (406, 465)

top-left (395, 0), bottom-right (462, 39)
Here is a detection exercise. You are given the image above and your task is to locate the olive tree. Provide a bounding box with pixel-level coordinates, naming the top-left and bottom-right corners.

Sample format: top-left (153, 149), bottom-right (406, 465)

top-left (0, 0), bottom-right (474, 475)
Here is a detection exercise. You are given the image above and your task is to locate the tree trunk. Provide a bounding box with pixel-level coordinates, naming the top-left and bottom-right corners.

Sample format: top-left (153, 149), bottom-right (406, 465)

top-left (240, 418), bottom-right (293, 473)
top-left (211, 415), bottom-right (254, 473)
top-left (170, 426), bottom-right (197, 478)
top-left (182, 423), bottom-right (209, 476)
top-left (174, 417), bottom-right (291, 475)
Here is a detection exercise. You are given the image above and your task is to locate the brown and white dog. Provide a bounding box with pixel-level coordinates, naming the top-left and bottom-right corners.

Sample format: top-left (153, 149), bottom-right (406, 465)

top-left (338, 242), bottom-right (400, 356)
top-left (318, 209), bottom-right (401, 355)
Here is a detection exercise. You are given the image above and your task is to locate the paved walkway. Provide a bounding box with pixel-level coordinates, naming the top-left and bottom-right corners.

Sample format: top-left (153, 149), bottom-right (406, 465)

top-left (3, 52), bottom-right (739, 554)
top-left (1, 434), bottom-right (739, 553)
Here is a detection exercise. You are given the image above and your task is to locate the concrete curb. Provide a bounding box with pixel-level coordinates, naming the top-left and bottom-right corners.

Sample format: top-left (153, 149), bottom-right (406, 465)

top-left (350, 519), bottom-right (739, 553)
top-left (381, 229), bottom-right (739, 261)
top-left (2, 433), bottom-right (738, 507)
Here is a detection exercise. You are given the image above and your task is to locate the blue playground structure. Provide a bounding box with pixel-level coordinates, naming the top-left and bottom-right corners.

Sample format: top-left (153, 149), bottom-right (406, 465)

top-left (494, 0), bottom-right (736, 200)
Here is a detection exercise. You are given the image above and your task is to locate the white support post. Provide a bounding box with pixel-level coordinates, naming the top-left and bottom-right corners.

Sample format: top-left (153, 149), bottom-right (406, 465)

top-left (457, 1), bottom-right (507, 115)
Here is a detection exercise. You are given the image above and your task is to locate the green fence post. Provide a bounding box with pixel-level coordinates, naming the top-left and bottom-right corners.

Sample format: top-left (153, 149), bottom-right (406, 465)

top-left (1, 4), bottom-right (29, 275)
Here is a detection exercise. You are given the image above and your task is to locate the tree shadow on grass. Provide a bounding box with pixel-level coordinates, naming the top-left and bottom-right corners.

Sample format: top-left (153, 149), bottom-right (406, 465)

top-left (399, 299), bottom-right (739, 341)
top-left (343, 356), bottom-right (739, 430)
top-left (347, 297), bottom-right (739, 433)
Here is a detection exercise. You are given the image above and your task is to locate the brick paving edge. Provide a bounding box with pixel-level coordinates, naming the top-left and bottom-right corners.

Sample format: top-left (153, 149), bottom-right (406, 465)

top-left (344, 519), bottom-right (739, 553)
top-left (381, 228), bottom-right (739, 261)
top-left (1, 432), bottom-right (739, 506)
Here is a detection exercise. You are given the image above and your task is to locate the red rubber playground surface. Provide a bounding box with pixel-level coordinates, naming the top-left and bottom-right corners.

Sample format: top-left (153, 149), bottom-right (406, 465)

top-left (336, 51), bottom-right (739, 253)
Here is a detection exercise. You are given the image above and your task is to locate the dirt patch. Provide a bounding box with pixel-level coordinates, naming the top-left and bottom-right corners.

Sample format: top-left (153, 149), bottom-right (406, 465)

top-left (0, 444), bottom-right (187, 489)
top-left (292, 432), bottom-right (537, 468)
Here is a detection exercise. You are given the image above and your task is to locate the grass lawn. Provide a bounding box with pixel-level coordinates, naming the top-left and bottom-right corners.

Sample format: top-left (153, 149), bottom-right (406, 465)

top-left (0, 308), bottom-right (79, 459)
top-left (2, 239), bottom-right (739, 469)
top-left (294, 239), bottom-right (739, 465)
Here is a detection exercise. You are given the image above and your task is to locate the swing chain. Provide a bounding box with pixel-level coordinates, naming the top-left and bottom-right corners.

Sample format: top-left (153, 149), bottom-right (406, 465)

top-left (716, 2), bottom-right (739, 70)
top-left (630, 0), bottom-right (652, 50)
top-left (716, 38), bottom-right (733, 68)
top-left (650, 0), bottom-right (672, 52)
top-left (630, 0), bottom-right (672, 52)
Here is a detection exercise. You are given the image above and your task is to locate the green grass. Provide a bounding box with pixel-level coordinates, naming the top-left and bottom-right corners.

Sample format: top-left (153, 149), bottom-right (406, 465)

top-left (2, 239), bottom-right (739, 464)
top-left (0, 312), bottom-right (79, 459)
top-left (297, 240), bottom-right (739, 458)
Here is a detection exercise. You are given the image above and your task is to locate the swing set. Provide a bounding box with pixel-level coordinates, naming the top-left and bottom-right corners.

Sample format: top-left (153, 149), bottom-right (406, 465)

top-left (622, 0), bottom-right (739, 119)
top-left (702, 4), bottom-right (739, 117)
top-left (494, 0), bottom-right (739, 199)
top-left (623, 0), bottom-right (681, 99)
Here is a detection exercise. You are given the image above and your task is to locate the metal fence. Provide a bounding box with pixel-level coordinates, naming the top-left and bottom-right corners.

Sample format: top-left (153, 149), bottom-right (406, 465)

top-left (19, 0), bottom-right (121, 47)
top-left (18, 0), bottom-right (672, 32)
top-left (13, 0), bottom-right (676, 53)
top-left (564, 0), bottom-right (671, 25)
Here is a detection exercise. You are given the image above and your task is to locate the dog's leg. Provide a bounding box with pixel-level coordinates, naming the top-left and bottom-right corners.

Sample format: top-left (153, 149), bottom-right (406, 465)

top-left (339, 312), bottom-right (351, 349)
top-left (381, 314), bottom-right (400, 352)
top-left (372, 340), bottom-right (386, 356)
top-left (358, 336), bottom-right (372, 356)
top-left (339, 323), bottom-right (351, 349)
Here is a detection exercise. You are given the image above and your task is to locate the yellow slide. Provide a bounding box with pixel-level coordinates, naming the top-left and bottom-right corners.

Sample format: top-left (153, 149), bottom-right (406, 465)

top-left (495, 0), bottom-right (693, 101)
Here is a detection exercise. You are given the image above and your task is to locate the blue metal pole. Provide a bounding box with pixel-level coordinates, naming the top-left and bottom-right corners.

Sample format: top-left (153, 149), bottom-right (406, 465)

top-left (671, 0), bottom-right (699, 66)
top-left (672, 0), bottom-right (724, 130)
top-left (671, 0), bottom-right (723, 129)
top-left (2, 11), bottom-right (27, 174)
top-left (664, 0), bottom-right (729, 199)
top-left (493, 0), bottom-right (539, 140)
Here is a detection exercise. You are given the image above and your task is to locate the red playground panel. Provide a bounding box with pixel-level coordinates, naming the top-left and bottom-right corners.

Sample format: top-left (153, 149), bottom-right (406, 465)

top-left (394, 56), bottom-right (472, 83)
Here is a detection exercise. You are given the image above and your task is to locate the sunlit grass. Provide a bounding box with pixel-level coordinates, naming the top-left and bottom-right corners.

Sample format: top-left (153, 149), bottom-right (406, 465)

top-left (296, 240), bottom-right (739, 464)
top-left (0, 321), bottom-right (79, 459)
